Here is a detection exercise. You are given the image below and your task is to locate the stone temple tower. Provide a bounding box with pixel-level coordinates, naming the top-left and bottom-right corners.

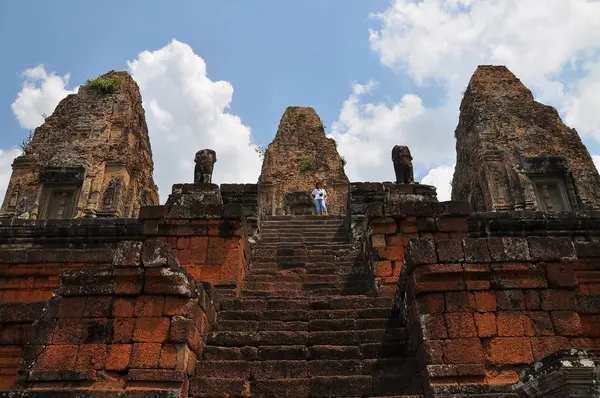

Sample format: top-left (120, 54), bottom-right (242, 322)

top-left (451, 65), bottom-right (600, 212)
top-left (0, 71), bottom-right (159, 219)
top-left (258, 106), bottom-right (349, 216)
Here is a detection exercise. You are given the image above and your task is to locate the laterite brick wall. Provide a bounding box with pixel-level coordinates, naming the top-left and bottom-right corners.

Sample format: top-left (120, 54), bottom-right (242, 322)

top-left (0, 249), bottom-right (113, 390)
top-left (398, 235), bottom-right (600, 396)
top-left (140, 206), bottom-right (249, 297)
top-left (364, 201), bottom-right (470, 297)
top-left (11, 240), bottom-right (218, 396)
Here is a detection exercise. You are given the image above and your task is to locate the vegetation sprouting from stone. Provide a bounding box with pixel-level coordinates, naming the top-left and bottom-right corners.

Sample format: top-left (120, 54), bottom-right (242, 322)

top-left (20, 130), bottom-right (34, 155)
top-left (341, 156), bottom-right (347, 167)
top-left (299, 155), bottom-right (315, 172)
top-left (86, 75), bottom-right (121, 94)
top-left (255, 146), bottom-right (267, 161)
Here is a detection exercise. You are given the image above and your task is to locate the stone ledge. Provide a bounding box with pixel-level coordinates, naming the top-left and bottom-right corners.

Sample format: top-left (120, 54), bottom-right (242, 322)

top-left (0, 302), bottom-right (46, 323)
top-left (468, 210), bottom-right (600, 238)
top-left (0, 248), bottom-right (113, 264)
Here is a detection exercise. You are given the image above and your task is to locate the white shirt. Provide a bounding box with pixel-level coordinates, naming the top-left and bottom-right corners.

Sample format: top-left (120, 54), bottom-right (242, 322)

top-left (312, 188), bottom-right (326, 200)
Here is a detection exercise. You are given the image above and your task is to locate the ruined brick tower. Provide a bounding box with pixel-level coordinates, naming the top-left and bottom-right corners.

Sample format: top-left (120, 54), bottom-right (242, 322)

top-left (0, 71), bottom-right (159, 219)
top-left (451, 65), bottom-right (600, 212)
top-left (258, 106), bottom-right (349, 216)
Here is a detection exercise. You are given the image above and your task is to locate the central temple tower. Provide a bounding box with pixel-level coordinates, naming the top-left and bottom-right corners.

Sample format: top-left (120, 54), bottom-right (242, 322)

top-left (257, 106), bottom-right (349, 216)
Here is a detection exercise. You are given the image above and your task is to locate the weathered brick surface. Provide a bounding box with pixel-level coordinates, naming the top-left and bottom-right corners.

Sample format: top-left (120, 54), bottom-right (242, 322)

top-left (400, 232), bottom-right (600, 395)
top-left (7, 239), bottom-right (217, 396)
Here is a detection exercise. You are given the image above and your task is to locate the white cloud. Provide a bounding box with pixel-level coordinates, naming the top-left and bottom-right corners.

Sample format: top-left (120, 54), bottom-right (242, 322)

top-left (421, 164), bottom-right (455, 201)
top-left (329, 82), bottom-right (425, 181)
top-left (369, 0), bottom-right (600, 104)
top-left (564, 60), bottom-right (600, 138)
top-left (329, 80), bottom-right (459, 182)
top-left (11, 65), bottom-right (77, 130)
top-left (593, 155), bottom-right (600, 173)
top-left (333, 0), bottom-right (600, 188)
top-left (329, 81), bottom-right (459, 183)
top-left (128, 40), bottom-right (261, 201)
top-left (0, 149), bottom-right (22, 203)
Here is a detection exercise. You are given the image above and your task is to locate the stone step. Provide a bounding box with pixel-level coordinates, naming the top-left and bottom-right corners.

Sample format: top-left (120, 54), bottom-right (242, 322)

top-left (242, 280), bottom-right (371, 291)
top-left (196, 360), bottom-right (309, 380)
top-left (243, 281), bottom-right (305, 291)
top-left (259, 237), bottom-right (349, 244)
top-left (195, 358), bottom-right (417, 379)
top-left (252, 245), bottom-right (356, 253)
top-left (308, 329), bottom-right (406, 345)
top-left (217, 308), bottom-right (395, 323)
top-left (244, 274), bottom-right (341, 283)
top-left (208, 331), bottom-right (310, 347)
top-left (251, 255), bottom-right (359, 263)
top-left (261, 222), bottom-right (346, 228)
top-left (260, 231), bottom-right (349, 238)
top-left (261, 220), bottom-right (346, 225)
top-left (240, 287), bottom-right (372, 298)
top-left (261, 221), bottom-right (346, 228)
top-left (207, 329), bottom-right (406, 348)
top-left (250, 378), bottom-right (311, 397)
top-left (251, 246), bottom-right (356, 257)
top-left (218, 296), bottom-right (393, 312)
top-left (260, 227), bottom-right (347, 233)
top-left (247, 264), bottom-right (360, 274)
top-left (189, 376), bottom-right (420, 398)
top-left (259, 229), bottom-right (348, 235)
top-left (250, 259), bottom-right (360, 268)
top-left (214, 318), bottom-right (403, 333)
top-left (264, 215), bottom-right (346, 220)
top-left (201, 342), bottom-right (409, 362)
top-left (241, 290), bottom-right (306, 298)
top-left (246, 266), bottom-right (361, 276)
top-left (188, 377), bottom-right (250, 397)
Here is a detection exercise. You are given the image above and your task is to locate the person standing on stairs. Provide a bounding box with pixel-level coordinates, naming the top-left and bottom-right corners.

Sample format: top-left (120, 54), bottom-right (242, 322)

top-left (311, 181), bottom-right (328, 216)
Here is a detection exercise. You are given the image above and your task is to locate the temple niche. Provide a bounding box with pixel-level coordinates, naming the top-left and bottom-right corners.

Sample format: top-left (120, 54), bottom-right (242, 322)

top-left (258, 106), bottom-right (349, 216)
top-left (451, 65), bottom-right (600, 212)
top-left (0, 71), bottom-right (159, 219)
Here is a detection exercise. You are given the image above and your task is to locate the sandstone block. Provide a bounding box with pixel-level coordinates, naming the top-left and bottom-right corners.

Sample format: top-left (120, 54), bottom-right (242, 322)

top-left (406, 238), bottom-right (437, 265)
top-left (113, 241), bottom-right (142, 267)
top-left (445, 312), bottom-right (477, 338)
top-left (134, 296), bottom-right (165, 317)
top-left (436, 239), bottom-right (465, 263)
top-left (419, 314), bottom-right (448, 340)
top-left (474, 291), bottom-right (497, 312)
top-left (551, 311), bottom-right (583, 336)
top-left (34, 345), bottom-right (78, 370)
top-left (106, 344), bottom-right (132, 371)
top-left (445, 291), bottom-right (476, 312)
top-left (523, 312), bottom-right (554, 337)
top-left (142, 239), bottom-right (179, 268)
top-left (540, 289), bottom-right (576, 311)
top-left (484, 337), bottom-right (533, 365)
top-left (129, 343), bottom-right (161, 369)
top-left (443, 338), bottom-right (485, 364)
top-left (474, 313), bottom-right (496, 337)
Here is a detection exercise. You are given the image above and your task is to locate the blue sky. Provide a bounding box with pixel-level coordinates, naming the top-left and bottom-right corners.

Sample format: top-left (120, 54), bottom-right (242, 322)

top-left (2, 0), bottom-right (600, 202)
top-left (1, 0), bottom-right (398, 147)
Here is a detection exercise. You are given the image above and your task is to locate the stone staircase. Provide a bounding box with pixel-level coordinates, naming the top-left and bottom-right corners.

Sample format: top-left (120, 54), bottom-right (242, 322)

top-left (192, 216), bottom-right (421, 397)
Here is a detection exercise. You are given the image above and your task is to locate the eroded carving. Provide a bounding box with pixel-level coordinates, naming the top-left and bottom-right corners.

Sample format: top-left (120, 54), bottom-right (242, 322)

top-left (392, 145), bottom-right (414, 184)
top-left (194, 149), bottom-right (217, 184)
